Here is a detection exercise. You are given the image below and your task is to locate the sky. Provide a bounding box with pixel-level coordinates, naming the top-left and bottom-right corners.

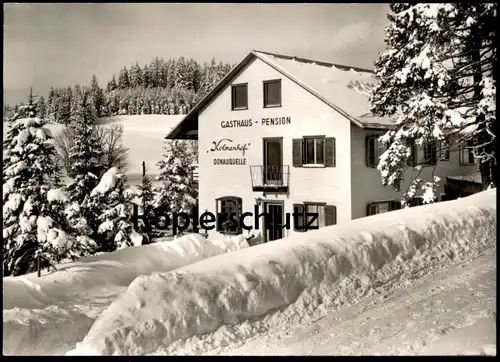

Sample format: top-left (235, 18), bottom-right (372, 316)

top-left (3, 3), bottom-right (390, 106)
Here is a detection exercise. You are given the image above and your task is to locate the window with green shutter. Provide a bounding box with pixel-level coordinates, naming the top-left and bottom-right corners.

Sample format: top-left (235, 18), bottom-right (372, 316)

top-left (293, 202), bottom-right (337, 231)
top-left (367, 200), bottom-right (402, 216)
top-left (366, 135), bottom-right (388, 168)
top-left (416, 141), bottom-right (437, 165)
top-left (292, 136), bottom-right (335, 167)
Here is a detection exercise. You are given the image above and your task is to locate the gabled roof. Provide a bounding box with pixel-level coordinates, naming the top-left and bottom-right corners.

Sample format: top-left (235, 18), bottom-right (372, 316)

top-left (166, 50), bottom-right (396, 139)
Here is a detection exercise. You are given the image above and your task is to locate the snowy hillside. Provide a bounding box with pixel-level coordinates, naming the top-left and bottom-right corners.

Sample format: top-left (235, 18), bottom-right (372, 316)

top-left (2, 115), bottom-right (184, 185)
top-left (62, 189), bottom-right (496, 356)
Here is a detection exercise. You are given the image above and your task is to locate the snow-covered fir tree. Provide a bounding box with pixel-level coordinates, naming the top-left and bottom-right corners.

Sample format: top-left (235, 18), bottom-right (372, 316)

top-left (36, 96), bottom-right (46, 120)
top-left (138, 163), bottom-right (155, 235)
top-left (90, 167), bottom-right (142, 251)
top-left (370, 3), bottom-right (497, 205)
top-left (90, 74), bottom-right (106, 118)
top-left (65, 87), bottom-right (105, 239)
top-left (2, 92), bottom-right (69, 276)
top-left (154, 140), bottom-right (198, 235)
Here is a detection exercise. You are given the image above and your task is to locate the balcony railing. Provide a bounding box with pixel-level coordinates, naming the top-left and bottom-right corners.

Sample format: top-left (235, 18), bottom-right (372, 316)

top-left (250, 165), bottom-right (289, 193)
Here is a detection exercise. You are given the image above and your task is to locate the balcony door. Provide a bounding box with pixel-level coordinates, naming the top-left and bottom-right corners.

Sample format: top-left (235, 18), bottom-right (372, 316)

top-left (263, 138), bottom-right (283, 185)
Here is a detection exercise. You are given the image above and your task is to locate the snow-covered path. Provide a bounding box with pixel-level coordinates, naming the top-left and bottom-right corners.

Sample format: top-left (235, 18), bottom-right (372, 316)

top-left (220, 250), bottom-right (496, 356)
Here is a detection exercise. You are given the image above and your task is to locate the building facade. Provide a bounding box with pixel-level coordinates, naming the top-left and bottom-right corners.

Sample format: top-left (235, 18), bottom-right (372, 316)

top-left (167, 50), bottom-right (480, 242)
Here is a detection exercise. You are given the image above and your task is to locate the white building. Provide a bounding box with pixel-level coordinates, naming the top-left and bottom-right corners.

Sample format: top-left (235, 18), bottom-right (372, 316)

top-left (166, 50), bottom-right (480, 242)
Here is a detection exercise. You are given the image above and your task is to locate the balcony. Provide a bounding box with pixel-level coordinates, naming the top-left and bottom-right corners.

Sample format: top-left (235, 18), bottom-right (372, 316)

top-left (250, 165), bottom-right (289, 193)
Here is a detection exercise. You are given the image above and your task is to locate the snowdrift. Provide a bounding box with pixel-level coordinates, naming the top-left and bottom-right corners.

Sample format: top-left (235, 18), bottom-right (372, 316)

top-left (69, 190), bottom-right (496, 356)
top-left (3, 234), bottom-right (248, 355)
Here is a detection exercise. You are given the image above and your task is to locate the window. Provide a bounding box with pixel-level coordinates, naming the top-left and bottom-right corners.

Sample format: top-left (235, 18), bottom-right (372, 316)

top-left (215, 196), bottom-right (242, 235)
top-left (406, 197), bottom-right (424, 208)
top-left (459, 140), bottom-right (475, 165)
top-left (292, 137), bottom-right (336, 167)
top-left (366, 135), bottom-right (388, 168)
top-left (305, 203), bottom-right (326, 229)
top-left (416, 142), bottom-right (437, 165)
top-left (231, 83), bottom-right (248, 110)
top-left (304, 137), bottom-right (325, 165)
top-left (407, 141), bottom-right (437, 166)
top-left (263, 79), bottom-right (281, 108)
top-left (438, 138), bottom-right (450, 161)
top-left (367, 200), bottom-right (401, 216)
top-left (293, 203), bottom-right (336, 232)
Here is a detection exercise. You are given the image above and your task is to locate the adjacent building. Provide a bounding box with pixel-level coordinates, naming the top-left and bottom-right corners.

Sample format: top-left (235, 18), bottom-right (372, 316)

top-left (166, 50), bottom-right (481, 242)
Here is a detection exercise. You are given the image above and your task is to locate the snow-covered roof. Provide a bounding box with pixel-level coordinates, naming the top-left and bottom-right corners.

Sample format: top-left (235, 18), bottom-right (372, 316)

top-left (167, 50), bottom-right (396, 139)
top-left (446, 174), bottom-right (482, 184)
top-left (254, 51), bottom-right (395, 128)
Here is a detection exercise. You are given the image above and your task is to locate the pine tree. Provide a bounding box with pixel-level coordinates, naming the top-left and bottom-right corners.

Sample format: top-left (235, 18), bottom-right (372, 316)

top-left (90, 167), bottom-right (140, 251)
top-left (107, 74), bottom-right (118, 92)
top-left (70, 85), bottom-right (83, 120)
top-left (3, 91), bottom-right (68, 276)
top-left (150, 56), bottom-right (163, 88)
top-left (118, 67), bottom-right (130, 89)
top-left (154, 140), bottom-right (198, 236)
top-left (59, 86), bottom-right (73, 124)
top-left (90, 74), bottom-right (105, 118)
top-left (36, 96), bottom-right (47, 120)
top-left (129, 61), bottom-right (143, 88)
top-left (138, 162), bottom-right (155, 235)
top-left (370, 3), bottom-right (497, 204)
top-left (47, 87), bottom-right (58, 123)
top-left (65, 88), bottom-right (105, 239)
top-left (142, 64), bottom-right (151, 88)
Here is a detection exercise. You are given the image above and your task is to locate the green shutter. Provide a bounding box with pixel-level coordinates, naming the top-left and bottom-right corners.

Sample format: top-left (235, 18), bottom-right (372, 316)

top-left (292, 139), bottom-right (303, 167)
top-left (391, 200), bottom-right (402, 210)
top-left (293, 203), bottom-right (305, 231)
top-left (325, 205), bottom-right (337, 226)
top-left (366, 136), bottom-right (372, 167)
top-left (325, 137), bottom-right (336, 167)
top-left (430, 141), bottom-right (437, 165)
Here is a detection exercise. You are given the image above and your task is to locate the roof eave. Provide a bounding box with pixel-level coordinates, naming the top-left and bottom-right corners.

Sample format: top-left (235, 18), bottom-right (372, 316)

top-left (166, 114), bottom-right (200, 140)
top-left (358, 122), bottom-right (396, 130)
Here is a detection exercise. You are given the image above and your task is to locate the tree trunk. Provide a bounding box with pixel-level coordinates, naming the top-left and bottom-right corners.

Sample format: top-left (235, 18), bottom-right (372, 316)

top-left (470, 23), bottom-right (495, 189)
top-left (37, 254), bottom-right (41, 278)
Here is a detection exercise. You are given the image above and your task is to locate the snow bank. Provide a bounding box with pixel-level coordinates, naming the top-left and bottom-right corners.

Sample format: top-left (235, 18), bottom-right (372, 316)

top-left (3, 233), bottom-right (248, 355)
top-left (3, 307), bottom-right (95, 356)
top-left (70, 190), bottom-right (496, 356)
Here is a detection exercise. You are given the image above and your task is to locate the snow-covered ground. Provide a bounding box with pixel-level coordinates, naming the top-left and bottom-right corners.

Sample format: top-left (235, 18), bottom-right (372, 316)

top-left (222, 250), bottom-right (496, 356)
top-left (60, 189), bottom-right (496, 356)
top-left (98, 115), bottom-right (184, 183)
top-left (3, 234), bottom-right (248, 355)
